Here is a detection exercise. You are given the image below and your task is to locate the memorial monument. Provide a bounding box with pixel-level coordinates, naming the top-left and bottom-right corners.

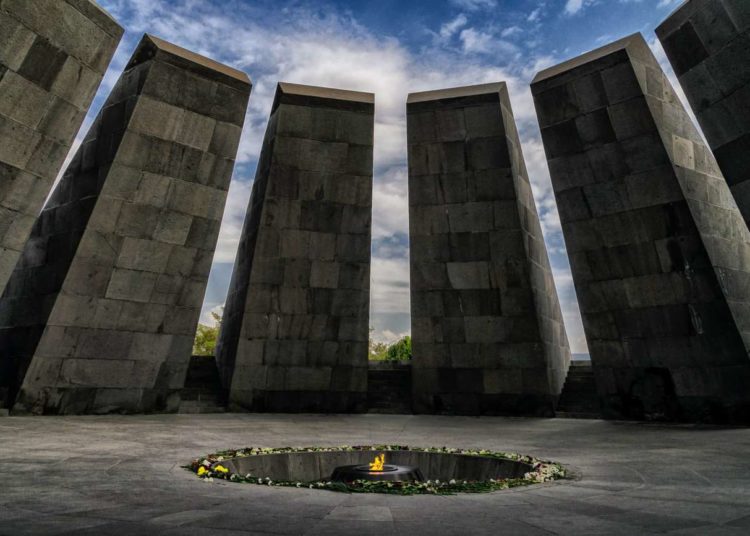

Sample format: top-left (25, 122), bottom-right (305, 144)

top-left (0, 35), bottom-right (251, 414)
top-left (407, 83), bottom-right (571, 416)
top-left (0, 0), bottom-right (122, 295)
top-left (532, 33), bottom-right (750, 423)
top-left (657, 0), bottom-right (750, 225)
top-left (215, 83), bottom-right (374, 413)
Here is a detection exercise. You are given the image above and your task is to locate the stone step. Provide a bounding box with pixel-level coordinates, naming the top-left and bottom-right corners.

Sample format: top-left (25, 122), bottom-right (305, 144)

top-left (183, 356), bottom-right (222, 389)
top-left (178, 400), bottom-right (226, 414)
top-left (367, 367), bottom-right (412, 414)
top-left (557, 363), bottom-right (601, 418)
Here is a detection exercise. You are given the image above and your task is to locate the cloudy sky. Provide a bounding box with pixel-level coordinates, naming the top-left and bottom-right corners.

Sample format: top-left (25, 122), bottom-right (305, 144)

top-left (88, 0), bottom-right (686, 353)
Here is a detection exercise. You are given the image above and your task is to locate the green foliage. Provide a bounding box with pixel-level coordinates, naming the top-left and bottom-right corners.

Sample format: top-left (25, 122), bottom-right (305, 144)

top-left (383, 336), bottom-right (411, 362)
top-left (192, 310), bottom-right (222, 356)
top-left (369, 328), bottom-right (412, 362)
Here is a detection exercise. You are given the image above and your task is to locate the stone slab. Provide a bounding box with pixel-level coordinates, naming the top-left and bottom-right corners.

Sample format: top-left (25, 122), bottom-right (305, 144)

top-left (657, 0), bottom-right (750, 226)
top-left (0, 0), bottom-right (122, 298)
top-left (532, 32), bottom-right (750, 423)
top-left (215, 82), bottom-right (373, 413)
top-left (407, 82), bottom-right (571, 416)
top-left (0, 34), bottom-right (251, 414)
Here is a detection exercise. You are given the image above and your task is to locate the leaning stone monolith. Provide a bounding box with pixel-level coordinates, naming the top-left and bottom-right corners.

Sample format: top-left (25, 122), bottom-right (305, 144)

top-left (0, 35), bottom-right (251, 414)
top-left (215, 83), bottom-right (373, 413)
top-left (0, 0), bottom-right (122, 296)
top-left (532, 33), bottom-right (750, 423)
top-left (407, 83), bottom-right (571, 416)
top-left (657, 0), bottom-right (750, 225)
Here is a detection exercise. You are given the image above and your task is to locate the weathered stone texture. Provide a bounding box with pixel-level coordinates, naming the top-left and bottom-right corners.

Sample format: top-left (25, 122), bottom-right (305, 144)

top-left (657, 0), bottom-right (750, 225)
top-left (532, 33), bottom-right (750, 423)
top-left (0, 0), bottom-right (122, 299)
top-left (0, 35), bottom-right (251, 414)
top-left (215, 83), bottom-right (373, 413)
top-left (407, 83), bottom-right (571, 416)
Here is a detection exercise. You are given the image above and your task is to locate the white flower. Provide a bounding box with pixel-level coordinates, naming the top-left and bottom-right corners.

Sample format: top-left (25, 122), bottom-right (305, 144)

top-left (449, 479), bottom-right (456, 484)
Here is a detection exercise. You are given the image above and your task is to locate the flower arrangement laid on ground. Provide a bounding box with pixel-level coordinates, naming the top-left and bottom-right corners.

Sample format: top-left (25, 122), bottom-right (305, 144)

top-left (187, 445), bottom-right (566, 495)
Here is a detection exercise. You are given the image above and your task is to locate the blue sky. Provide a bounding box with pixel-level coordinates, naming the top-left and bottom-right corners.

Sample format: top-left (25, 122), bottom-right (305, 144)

top-left (84, 0), bottom-right (686, 352)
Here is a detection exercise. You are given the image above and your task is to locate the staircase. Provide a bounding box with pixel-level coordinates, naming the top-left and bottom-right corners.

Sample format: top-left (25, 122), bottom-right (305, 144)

top-left (179, 356), bottom-right (227, 414)
top-left (367, 362), bottom-right (412, 414)
top-left (556, 361), bottom-right (601, 419)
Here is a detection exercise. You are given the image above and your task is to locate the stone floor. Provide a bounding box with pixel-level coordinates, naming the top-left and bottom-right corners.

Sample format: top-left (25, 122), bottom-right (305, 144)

top-left (0, 414), bottom-right (749, 535)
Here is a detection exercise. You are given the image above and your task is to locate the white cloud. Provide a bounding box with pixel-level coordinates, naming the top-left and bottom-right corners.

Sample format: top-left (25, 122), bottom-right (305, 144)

top-left (449, 0), bottom-right (498, 12)
top-left (371, 257), bottom-right (410, 314)
top-left (440, 14), bottom-right (468, 39)
top-left (459, 28), bottom-right (520, 57)
top-left (501, 26), bottom-right (523, 38)
top-left (527, 7), bottom-right (543, 22)
top-left (372, 329), bottom-right (410, 344)
top-left (564, 0), bottom-right (595, 16)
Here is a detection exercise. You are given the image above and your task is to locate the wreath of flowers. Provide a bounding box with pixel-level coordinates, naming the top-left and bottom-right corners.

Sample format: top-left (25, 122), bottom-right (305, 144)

top-left (187, 445), bottom-right (566, 495)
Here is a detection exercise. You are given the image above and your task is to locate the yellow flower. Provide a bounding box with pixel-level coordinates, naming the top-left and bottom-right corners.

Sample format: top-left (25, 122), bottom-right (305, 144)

top-left (214, 465), bottom-right (229, 474)
top-left (197, 466), bottom-right (208, 476)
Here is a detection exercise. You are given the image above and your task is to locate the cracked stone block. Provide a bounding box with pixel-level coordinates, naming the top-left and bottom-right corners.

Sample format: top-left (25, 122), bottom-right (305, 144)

top-left (532, 33), bottom-right (750, 423)
top-left (408, 83), bottom-right (571, 416)
top-left (0, 34), bottom-right (252, 415)
top-left (216, 83), bottom-right (373, 413)
top-left (657, 0), bottom-right (750, 226)
top-left (0, 0), bottom-right (123, 297)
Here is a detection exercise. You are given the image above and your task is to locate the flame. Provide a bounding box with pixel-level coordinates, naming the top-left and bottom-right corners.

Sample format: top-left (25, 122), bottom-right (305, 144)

top-left (369, 453), bottom-right (385, 472)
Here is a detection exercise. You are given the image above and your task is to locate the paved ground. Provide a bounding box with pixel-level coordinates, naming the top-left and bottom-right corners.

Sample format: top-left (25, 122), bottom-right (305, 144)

top-left (0, 414), bottom-right (749, 535)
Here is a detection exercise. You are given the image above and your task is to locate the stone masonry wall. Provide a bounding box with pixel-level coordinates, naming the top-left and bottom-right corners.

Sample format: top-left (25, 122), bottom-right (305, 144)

top-left (656, 0), bottom-right (750, 225)
top-left (216, 83), bottom-right (373, 413)
top-left (407, 83), bottom-right (571, 416)
top-left (532, 33), bottom-right (750, 423)
top-left (0, 0), bottom-right (122, 298)
top-left (0, 35), bottom-right (251, 414)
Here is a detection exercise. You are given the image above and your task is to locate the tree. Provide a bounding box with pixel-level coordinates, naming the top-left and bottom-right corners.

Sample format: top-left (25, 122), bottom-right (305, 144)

top-left (384, 336), bottom-right (411, 362)
top-left (368, 327), bottom-right (387, 360)
top-left (192, 310), bottom-right (222, 356)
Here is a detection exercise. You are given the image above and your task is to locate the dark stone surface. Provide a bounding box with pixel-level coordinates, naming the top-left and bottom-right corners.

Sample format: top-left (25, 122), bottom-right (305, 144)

top-left (532, 33), bottom-right (750, 423)
top-left (0, 34), bottom-right (251, 414)
top-left (215, 82), bottom-right (373, 413)
top-left (657, 0), bottom-right (750, 225)
top-left (0, 0), bottom-right (122, 299)
top-left (407, 82), bottom-right (571, 417)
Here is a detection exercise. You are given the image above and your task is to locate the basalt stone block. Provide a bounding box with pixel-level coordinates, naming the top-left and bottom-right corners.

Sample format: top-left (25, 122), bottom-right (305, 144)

top-left (0, 35), bottom-right (251, 414)
top-left (0, 0), bottom-right (122, 298)
top-left (532, 33), bottom-right (750, 423)
top-left (657, 0), bottom-right (750, 225)
top-left (216, 83), bottom-right (373, 413)
top-left (407, 83), bottom-right (571, 417)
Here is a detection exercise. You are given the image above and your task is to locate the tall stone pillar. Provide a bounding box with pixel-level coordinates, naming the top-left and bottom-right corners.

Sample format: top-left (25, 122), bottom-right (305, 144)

top-left (532, 33), bottom-right (750, 423)
top-left (407, 83), bottom-right (571, 416)
top-left (0, 0), bottom-right (122, 295)
top-left (216, 83), bottom-right (373, 413)
top-left (0, 35), bottom-right (251, 414)
top-left (656, 0), bottom-right (750, 224)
